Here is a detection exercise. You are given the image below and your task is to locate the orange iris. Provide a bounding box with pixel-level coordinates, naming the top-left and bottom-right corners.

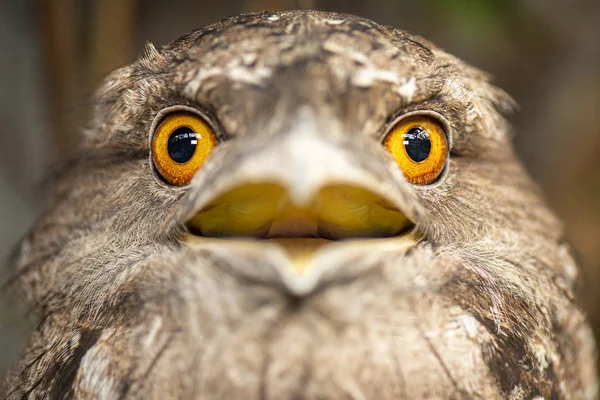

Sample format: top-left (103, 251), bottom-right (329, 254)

top-left (151, 111), bottom-right (217, 186)
top-left (384, 115), bottom-right (448, 185)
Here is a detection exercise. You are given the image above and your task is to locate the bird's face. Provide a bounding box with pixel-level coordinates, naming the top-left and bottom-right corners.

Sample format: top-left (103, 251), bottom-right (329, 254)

top-left (6, 11), bottom-right (596, 399)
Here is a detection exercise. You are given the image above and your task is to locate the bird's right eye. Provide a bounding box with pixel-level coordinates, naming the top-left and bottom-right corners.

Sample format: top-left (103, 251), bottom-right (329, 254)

top-left (151, 111), bottom-right (217, 186)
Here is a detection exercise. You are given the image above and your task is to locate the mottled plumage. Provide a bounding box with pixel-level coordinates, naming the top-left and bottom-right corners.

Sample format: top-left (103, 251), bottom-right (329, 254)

top-left (2, 10), bottom-right (597, 399)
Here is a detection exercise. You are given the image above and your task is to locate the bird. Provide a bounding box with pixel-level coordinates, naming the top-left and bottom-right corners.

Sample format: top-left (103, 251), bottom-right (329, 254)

top-left (1, 9), bottom-right (597, 399)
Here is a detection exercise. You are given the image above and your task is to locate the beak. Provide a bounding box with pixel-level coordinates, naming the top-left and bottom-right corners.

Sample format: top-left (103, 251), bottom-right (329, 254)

top-left (175, 108), bottom-right (423, 292)
top-left (178, 107), bottom-right (422, 240)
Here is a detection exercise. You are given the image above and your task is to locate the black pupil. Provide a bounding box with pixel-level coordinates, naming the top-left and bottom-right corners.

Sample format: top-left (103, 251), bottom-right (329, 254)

top-left (168, 127), bottom-right (197, 163)
top-left (403, 127), bottom-right (431, 162)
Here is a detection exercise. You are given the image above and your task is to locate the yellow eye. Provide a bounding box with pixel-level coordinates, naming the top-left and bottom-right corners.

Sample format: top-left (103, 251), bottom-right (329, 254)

top-left (151, 111), bottom-right (217, 186)
top-left (383, 115), bottom-right (448, 185)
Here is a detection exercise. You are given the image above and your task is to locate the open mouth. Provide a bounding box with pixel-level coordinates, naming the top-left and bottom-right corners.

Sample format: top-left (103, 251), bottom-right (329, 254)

top-left (186, 183), bottom-right (413, 239)
top-left (183, 183), bottom-right (416, 275)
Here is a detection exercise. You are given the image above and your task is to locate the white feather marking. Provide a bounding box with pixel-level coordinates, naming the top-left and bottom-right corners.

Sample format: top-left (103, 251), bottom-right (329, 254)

top-left (76, 329), bottom-right (118, 399)
top-left (322, 40), bottom-right (370, 65)
top-left (398, 77), bottom-right (416, 102)
top-left (184, 67), bottom-right (224, 98)
top-left (325, 18), bottom-right (345, 25)
top-left (352, 67), bottom-right (400, 87)
top-left (185, 63), bottom-right (272, 98)
top-left (460, 313), bottom-right (479, 339)
top-left (324, 38), bottom-right (417, 100)
top-left (226, 66), bottom-right (271, 85)
top-left (144, 316), bottom-right (163, 348)
top-left (532, 343), bottom-right (551, 371)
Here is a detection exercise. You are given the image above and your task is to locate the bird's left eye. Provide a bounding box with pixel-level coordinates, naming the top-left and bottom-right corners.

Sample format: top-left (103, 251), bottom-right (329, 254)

top-left (383, 115), bottom-right (449, 185)
top-left (151, 111), bottom-right (217, 186)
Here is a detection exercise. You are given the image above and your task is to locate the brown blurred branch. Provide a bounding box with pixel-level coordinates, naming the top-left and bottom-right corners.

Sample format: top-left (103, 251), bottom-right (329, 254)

top-left (37, 0), bottom-right (138, 162)
top-left (89, 0), bottom-right (138, 87)
top-left (245, 0), bottom-right (317, 11)
top-left (37, 0), bottom-right (80, 162)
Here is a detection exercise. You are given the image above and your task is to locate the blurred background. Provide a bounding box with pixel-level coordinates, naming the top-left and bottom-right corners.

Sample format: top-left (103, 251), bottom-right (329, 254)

top-left (1, 0), bottom-right (599, 377)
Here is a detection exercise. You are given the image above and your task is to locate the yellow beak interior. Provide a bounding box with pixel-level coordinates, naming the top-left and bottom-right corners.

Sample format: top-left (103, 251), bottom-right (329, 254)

top-left (186, 183), bottom-right (412, 240)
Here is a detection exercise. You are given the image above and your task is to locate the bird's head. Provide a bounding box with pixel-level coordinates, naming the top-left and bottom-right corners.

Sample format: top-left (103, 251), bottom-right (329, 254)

top-left (6, 10), bottom-right (596, 399)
